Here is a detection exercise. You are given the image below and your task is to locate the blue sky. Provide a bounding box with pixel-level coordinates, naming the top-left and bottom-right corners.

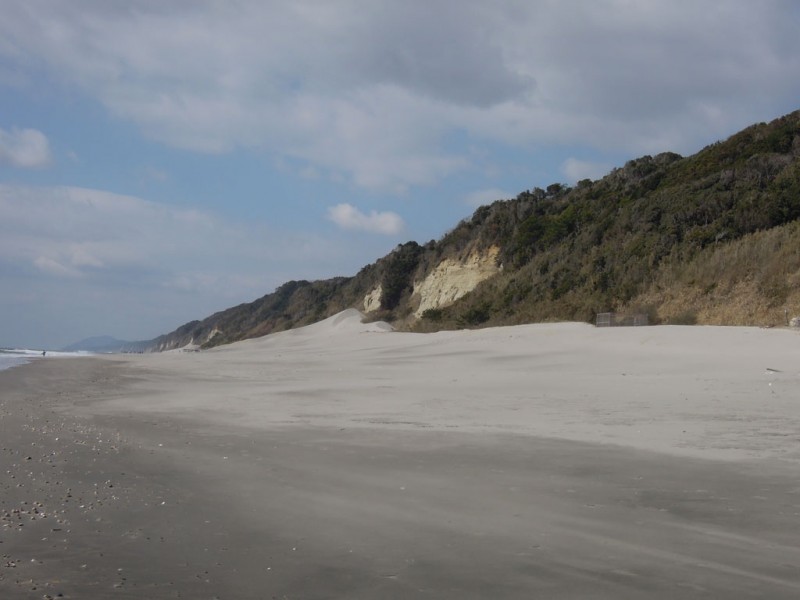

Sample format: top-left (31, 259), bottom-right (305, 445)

top-left (1, 0), bottom-right (799, 349)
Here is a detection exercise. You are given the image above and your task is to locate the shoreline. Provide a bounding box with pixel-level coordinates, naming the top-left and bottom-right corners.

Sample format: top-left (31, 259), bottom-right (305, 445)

top-left (2, 322), bottom-right (800, 598)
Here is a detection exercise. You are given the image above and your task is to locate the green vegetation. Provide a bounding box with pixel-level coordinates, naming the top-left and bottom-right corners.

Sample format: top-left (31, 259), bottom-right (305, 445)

top-left (420, 308), bottom-right (443, 322)
top-left (380, 242), bottom-right (423, 310)
top-left (458, 302), bottom-right (492, 327)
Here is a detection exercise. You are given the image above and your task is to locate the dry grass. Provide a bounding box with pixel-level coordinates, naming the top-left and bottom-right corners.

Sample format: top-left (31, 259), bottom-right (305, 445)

top-left (631, 221), bottom-right (800, 326)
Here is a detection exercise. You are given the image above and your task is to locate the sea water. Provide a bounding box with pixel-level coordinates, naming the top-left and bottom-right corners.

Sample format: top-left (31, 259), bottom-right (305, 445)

top-left (0, 348), bottom-right (88, 372)
top-left (0, 349), bottom-right (42, 372)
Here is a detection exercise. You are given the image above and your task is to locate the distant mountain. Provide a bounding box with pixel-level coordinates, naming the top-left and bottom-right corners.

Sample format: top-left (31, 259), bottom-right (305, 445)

top-left (61, 336), bottom-right (151, 353)
top-left (147, 109), bottom-right (800, 351)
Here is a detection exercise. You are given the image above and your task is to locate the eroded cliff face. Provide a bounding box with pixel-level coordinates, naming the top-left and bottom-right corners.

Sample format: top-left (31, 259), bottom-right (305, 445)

top-left (363, 284), bottom-right (382, 313)
top-left (412, 246), bottom-right (501, 317)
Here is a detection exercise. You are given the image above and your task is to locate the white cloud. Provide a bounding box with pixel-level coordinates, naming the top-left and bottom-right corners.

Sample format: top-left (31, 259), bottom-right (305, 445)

top-left (327, 203), bottom-right (404, 235)
top-left (0, 184), bottom-right (346, 292)
top-left (33, 255), bottom-right (83, 278)
top-left (0, 126), bottom-right (51, 168)
top-left (0, 1), bottom-right (798, 189)
top-left (561, 158), bottom-right (613, 183)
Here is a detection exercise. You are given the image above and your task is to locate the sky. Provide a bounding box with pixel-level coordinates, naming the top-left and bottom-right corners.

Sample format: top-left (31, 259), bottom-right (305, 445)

top-left (1, 0), bottom-right (799, 349)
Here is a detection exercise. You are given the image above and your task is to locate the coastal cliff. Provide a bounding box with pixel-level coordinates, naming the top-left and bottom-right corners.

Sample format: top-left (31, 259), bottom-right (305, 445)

top-left (145, 109), bottom-right (800, 350)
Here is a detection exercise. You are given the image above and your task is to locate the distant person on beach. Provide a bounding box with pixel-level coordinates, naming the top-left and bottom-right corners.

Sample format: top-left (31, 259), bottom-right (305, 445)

top-left (42, 351), bottom-right (46, 356)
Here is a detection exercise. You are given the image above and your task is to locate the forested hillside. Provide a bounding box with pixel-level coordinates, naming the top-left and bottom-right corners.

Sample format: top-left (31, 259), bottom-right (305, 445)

top-left (148, 110), bottom-right (800, 350)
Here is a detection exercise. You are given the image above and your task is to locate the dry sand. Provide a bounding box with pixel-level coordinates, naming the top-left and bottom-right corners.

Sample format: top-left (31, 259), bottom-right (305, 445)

top-left (1, 309), bottom-right (799, 598)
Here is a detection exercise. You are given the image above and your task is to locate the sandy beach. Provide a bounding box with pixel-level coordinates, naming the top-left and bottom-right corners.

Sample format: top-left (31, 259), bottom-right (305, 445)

top-left (2, 311), bottom-right (800, 598)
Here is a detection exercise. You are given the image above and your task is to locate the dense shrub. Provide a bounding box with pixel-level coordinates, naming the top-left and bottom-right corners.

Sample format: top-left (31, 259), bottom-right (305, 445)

top-left (381, 242), bottom-right (423, 310)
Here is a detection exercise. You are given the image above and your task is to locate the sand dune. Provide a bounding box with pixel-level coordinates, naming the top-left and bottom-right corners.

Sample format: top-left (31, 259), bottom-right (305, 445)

top-left (2, 313), bottom-right (799, 598)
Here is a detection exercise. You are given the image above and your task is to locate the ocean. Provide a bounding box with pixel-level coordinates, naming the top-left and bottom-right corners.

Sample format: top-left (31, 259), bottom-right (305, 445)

top-left (0, 348), bottom-right (89, 372)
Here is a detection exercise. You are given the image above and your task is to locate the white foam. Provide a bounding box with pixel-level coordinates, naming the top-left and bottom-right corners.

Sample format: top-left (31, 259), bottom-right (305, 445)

top-left (0, 348), bottom-right (93, 372)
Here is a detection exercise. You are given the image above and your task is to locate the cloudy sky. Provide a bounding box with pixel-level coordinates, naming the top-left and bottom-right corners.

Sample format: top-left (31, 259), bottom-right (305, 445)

top-left (1, 0), bottom-right (799, 348)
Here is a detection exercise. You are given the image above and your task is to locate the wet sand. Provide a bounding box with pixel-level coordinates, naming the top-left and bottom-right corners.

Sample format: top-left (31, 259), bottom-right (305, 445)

top-left (2, 316), bottom-right (800, 598)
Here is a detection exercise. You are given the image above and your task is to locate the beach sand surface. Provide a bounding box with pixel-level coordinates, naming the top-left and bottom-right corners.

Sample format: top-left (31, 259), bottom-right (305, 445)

top-left (2, 310), bottom-right (799, 598)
